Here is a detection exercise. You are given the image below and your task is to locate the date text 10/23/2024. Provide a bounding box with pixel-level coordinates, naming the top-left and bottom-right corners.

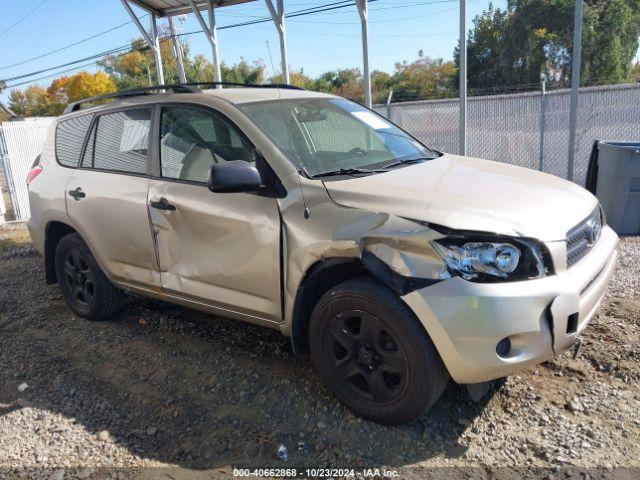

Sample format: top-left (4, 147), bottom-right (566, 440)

top-left (233, 468), bottom-right (400, 478)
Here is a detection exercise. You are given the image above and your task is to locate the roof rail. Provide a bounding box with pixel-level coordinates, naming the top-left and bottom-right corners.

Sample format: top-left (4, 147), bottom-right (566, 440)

top-left (63, 84), bottom-right (197, 114)
top-left (63, 82), bottom-right (304, 114)
top-left (184, 82), bottom-right (305, 91)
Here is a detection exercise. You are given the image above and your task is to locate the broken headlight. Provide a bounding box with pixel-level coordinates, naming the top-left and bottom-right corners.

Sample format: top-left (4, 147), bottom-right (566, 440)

top-left (431, 236), bottom-right (551, 282)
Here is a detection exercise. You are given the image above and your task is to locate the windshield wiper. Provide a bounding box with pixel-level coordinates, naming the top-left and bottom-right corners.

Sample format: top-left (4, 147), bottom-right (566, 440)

top-left (311, 167), bottom-right (388, 178)
top-left (380, 157), bottom-right (433, 169)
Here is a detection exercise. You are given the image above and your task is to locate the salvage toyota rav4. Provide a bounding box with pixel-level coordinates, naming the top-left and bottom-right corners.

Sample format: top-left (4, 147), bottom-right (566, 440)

top-left (27, 84), bottom-right (618, 425)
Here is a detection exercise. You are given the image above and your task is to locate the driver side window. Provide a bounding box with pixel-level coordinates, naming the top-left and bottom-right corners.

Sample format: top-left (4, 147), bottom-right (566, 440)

top-left (160, 106), bottom-right (254, 183)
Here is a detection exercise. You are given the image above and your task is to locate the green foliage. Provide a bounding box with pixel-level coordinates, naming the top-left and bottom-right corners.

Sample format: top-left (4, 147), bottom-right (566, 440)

top-left (459, 0), bottom-right (640, 91)
top-left (9, 85), bottom-right (59, 116)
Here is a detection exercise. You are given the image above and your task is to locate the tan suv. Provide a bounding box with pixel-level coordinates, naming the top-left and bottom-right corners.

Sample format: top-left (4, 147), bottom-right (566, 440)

top-left (27, 84), bottom-right (618, 425)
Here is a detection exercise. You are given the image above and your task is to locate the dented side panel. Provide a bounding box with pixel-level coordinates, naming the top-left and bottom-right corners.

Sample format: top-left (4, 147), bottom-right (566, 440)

top-left (278, 174), bottom-right (450, 336)
top-left (148, 179), bottom-right (282, 322)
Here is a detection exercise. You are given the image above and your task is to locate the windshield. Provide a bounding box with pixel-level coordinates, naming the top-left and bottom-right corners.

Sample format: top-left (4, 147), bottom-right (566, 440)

top-left (239, 98), bottom-right (438, 177)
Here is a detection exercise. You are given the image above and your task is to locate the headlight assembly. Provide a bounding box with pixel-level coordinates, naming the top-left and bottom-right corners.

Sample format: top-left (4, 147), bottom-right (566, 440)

top-left (431, 236), bottom-right (551, 282)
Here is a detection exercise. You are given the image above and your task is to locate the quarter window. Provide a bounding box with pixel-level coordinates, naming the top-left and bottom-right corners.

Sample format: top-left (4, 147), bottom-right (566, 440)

top-left (160, 106), bottom-right (254, 183)
top-left (55, 114), bottom-right (94, 167)
top-left (93, 109), bottom-right (151, 174)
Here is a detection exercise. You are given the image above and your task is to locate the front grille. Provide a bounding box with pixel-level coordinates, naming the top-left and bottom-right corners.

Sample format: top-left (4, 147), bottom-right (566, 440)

top-left (566, 207), bottom-right (603, 267)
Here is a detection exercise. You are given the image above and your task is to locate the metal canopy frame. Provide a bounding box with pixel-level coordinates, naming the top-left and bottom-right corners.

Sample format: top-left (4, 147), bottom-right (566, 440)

top-left (119, 0), bottom-right (375, 106)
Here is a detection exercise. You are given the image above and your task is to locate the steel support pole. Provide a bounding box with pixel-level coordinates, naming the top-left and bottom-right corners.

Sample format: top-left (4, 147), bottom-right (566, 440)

top-left (208, 1), bottom-right (222, 86)
top-left (168, 17), bottom-right (187, 84)
top-left (567, 0), bottom-right (583, 182)
top-left (458, 0), bottom-right (467, 156)
top-left (356, 0), bottom-right (372, 108)
top-left (189, 0), bottom-right (222, 87)
top-left (120, 0), bottom-right (164, 85)
top-left (265, 0), bottom-right (289, 84)
top-left (538, 80), bottom-right (547, 172)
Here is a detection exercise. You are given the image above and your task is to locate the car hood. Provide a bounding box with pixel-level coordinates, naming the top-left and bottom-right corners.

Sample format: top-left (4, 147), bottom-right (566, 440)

top-left (322, 153), bottom-right (597, 242)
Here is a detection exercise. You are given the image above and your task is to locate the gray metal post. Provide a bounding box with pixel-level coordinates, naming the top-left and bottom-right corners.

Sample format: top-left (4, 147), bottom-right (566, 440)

top-left (459, 0), bottom-right (467, 156)
top-left (538, 80), bottom-right (547, 172)
top-left (120, 0), bottom-right (164, 85)
top-left (168, 17), bottom-right (187, 84)
top-left (386, 88), bottom-right (394, 119)
top-left (567, 0), bottom-right (583, 182)
top-left (356, 0), bottom-right (372, 108)
top-left (150, 14), bottom-right (165, 85)
top-left (189, 0), bottom-right (222, 88)
top-left (265, 0), bottom-right (289, 84)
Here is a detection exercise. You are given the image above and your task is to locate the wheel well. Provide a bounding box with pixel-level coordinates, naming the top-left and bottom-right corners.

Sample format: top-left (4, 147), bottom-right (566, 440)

top-left (44, 221), bottom-right (78, 284)
top-left (291, 257), bottom-right (370, 355)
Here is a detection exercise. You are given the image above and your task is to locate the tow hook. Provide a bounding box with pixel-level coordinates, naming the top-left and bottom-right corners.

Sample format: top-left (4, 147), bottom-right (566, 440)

top-left (572, 336), bottom-right (583, 360)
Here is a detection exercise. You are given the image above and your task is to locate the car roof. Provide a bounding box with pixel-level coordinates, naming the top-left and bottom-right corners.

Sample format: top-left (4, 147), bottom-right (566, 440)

top-left (58, 87), bottom-right (338, 120)
top-left (199, 87), bottom-right (337, 104)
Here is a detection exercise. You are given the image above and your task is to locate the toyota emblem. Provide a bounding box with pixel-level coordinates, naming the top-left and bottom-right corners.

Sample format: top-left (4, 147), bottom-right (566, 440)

top-left (586, 216), bottom-right (602, 245)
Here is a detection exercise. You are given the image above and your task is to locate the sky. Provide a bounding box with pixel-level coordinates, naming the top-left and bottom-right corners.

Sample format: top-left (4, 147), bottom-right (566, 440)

top-left (0, 0), bottom-right (509, 102)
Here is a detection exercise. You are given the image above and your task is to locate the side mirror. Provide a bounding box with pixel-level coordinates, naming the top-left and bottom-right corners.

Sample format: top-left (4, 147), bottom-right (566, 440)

top-left (207, 160), bottom-right (264, 193)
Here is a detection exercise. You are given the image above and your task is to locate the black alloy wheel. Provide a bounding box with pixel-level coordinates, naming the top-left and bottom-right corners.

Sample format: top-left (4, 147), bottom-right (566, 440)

top-left (309, 277), bottom-right (449, 425)
top-left (327, 309), bottom-right (410, 405)
top-left (55, 233), bottom-right (123, 320)
top-left (62, 249), bottom-right (95, 307)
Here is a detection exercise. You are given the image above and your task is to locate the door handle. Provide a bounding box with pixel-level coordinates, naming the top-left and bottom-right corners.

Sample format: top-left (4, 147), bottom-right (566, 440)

top-left (150, 198), bottom-right (176, 211)
top-left (68, 187), bottom-right (86, 200)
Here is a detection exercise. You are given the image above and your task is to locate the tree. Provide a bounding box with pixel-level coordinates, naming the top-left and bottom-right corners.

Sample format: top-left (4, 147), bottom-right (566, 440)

top-left (630, 61), bottom-right (640, 81)
top-left (8, 71), bottom-right (115, 117)
top-left (391, 57), bottom-right (456, 101)
top-left (458, 0), bottom-right (640, 92)
top-left (221, 58), bottom-right (266, 84)
top-left (269, 68), bottom-right (315, 89)
top-left (9, 85), bottom-right (58, 116)
top-left (49, 71), bottom-right (116, 105)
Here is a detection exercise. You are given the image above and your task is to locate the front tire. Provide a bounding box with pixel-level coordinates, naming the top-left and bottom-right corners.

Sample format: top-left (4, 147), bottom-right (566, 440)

top-left (55, 233), bottom-right (123, 321)
top-left (309, 277), bottom-right (448, 425)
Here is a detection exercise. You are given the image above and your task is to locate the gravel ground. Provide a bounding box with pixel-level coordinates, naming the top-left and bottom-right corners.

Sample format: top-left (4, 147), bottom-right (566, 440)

top-left (0, 224), bottom-right (638, 479)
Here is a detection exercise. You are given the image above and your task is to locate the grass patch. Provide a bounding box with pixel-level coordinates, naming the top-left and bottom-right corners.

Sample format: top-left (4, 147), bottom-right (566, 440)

top-left (0, 224), bottom-right (32, 253)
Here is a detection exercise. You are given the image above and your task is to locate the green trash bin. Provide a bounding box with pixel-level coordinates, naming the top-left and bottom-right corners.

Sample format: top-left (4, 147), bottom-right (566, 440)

top-left (595, 142), bottom-right (640, 235)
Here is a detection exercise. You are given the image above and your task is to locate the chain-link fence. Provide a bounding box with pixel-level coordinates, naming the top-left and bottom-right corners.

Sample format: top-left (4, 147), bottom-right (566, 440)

top-left (376, 83), bottom-right (640, 186)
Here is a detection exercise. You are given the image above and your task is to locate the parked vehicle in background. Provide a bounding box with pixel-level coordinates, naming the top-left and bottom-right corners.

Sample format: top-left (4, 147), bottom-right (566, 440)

top-left (27, 84), bottom-right (618, 425)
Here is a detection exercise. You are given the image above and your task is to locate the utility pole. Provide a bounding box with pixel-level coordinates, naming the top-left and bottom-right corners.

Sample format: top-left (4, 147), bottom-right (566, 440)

top-left (567, 0), bottom-right (583, 182)
top-left (168, 16), bottom-right (187, 84)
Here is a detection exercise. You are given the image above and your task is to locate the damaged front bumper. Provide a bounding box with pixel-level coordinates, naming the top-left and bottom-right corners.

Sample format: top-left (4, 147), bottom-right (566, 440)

top-left (401, 226), bottom-right (618, 384)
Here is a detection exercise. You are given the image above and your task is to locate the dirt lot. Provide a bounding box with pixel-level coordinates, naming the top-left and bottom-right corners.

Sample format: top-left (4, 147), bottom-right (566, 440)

top-left (0, 222), bottom-right (639, 479)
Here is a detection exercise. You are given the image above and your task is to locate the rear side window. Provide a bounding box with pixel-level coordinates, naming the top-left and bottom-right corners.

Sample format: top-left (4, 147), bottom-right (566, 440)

top-left (55, 114), bottom-right (94, 167)
top-left (92, 109), bottom-right (151, 174)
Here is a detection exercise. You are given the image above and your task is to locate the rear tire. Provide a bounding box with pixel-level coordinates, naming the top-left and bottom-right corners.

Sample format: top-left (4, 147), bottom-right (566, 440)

top-left (55, 233), bottom-right (123, 321)
top-left (309, 277), bottom-right (449, 425)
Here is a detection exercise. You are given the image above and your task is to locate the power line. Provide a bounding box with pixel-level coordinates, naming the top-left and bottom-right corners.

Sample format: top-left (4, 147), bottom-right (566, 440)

top-left (5, 43), bottom-right (157, 89)
top-left (0, 0), bottom-right (50, 38)
top-left (2, 0), bottom-right (459, 88)
top-left (2, 44), bottom-right (141, 83)
top-left (0, 16), bottom-right (149, 72)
